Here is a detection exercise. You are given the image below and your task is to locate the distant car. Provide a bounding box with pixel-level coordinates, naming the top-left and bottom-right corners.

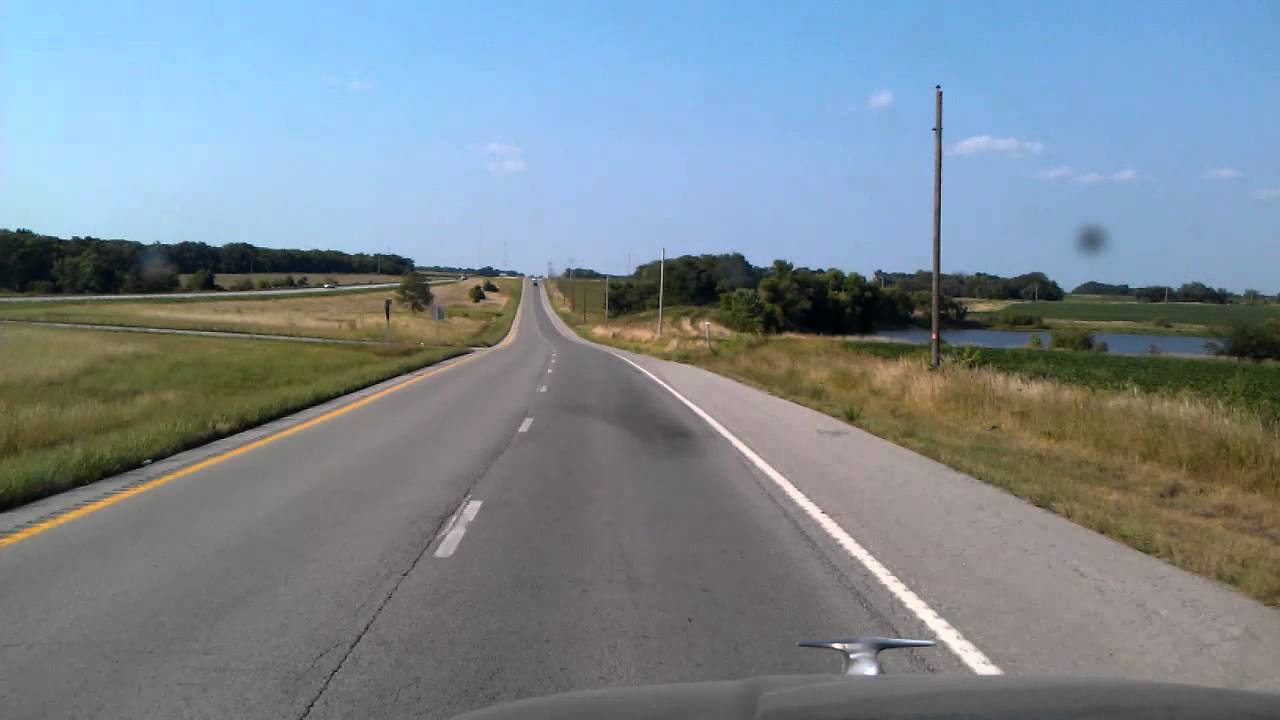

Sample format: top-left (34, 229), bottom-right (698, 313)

top-left (322, 283), bottom-right (336, 289)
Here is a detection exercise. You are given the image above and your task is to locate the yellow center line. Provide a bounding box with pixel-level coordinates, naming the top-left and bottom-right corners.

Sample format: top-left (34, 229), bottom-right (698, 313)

top-left (0, 286), bottom-right (527, 551)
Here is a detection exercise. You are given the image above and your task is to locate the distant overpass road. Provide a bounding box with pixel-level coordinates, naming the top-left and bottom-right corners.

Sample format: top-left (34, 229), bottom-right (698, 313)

top-left (0, 278), bottom-right (1276, 720)
top-left (0, 279), bottom-right (462, 303)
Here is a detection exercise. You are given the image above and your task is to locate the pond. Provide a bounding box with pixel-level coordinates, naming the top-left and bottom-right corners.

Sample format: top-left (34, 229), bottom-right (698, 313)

top-left (868, 328), bottom-right (1219, 356)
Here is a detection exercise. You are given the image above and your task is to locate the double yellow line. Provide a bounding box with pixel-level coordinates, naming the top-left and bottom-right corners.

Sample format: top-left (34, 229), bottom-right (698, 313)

top-left (0, 284), bottom-right (526, 550)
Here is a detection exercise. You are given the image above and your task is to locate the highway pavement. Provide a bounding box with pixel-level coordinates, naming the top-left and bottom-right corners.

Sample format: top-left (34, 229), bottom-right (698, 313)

top-left (1, 278), bottom-right (1276, 720)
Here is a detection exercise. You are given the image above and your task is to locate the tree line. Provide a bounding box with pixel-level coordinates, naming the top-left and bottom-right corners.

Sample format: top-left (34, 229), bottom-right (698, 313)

top-left (1072, 280), bottom-right (1273, 304)
top-left (877, 270), bottom-right (1066, 301)
top-left (564, 253), bottom-right (998, 335)
top-left (0, 228), bottom-right (415, 294)
top-left (417, 264), bottom-right (519, 277)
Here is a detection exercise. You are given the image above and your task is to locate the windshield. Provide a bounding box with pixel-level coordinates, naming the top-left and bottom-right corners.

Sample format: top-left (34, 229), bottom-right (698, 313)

top-left (1, 3), bottom-right (1277, 719)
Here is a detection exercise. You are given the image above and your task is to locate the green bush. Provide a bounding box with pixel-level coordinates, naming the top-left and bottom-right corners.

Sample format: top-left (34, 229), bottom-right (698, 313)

top-left (231, 278), bottom-right (254, 291)
top-left (469, 285), bottom-right (486, 303)
top-left (482, 280), bottom-right (499, 292)
top-left (1049, 327), bottom-right (1096, 351)
top-left (1209, 320), bottom-right (1280, 362)
top-left (718, 288), bottom-right (766, 333)
top-left (910, 291), bottom-right (968, 323)
top-left (256, 279), bottom-right (272, 289)
top-left (998, 311), bottom-right (1044, 327)
top-left (1153, 317), bottom-right (1172, 328)
top-left (397, 271), bottom-right (434, 312)
top-left (182, 270), bottom-right (216, 292)
top-left (1027, 333), bottom-right (1043, 349)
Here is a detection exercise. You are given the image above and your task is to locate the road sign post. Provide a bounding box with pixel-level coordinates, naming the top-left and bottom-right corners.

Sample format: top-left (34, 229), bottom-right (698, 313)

top-left (430, 303), bottom-right (445, 344)
top-left (384, 299), bottom-right (392, 342)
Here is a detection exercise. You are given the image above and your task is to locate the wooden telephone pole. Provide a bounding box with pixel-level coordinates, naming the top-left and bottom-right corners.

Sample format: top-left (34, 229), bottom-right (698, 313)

top-left (931, 85), bottom-right (943, 369)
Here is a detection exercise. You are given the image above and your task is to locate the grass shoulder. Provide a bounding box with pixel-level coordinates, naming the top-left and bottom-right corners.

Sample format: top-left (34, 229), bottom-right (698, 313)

top-left (0, 325), bottom-right (467, 512)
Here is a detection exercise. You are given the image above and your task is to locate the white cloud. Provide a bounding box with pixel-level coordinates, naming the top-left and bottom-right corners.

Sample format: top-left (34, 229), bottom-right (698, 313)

top-left (1253, 188), bottom-right (1280, 201)
top-left (1041, 167), bottom-right (1137, 184)
top-left (949, 135), bottom-right (1044, 157)
top-left (480, 142), bottom-right (527, 173)
top-left (486, 158), bottom-right (528, 174)
top-left (868, 90), bottom-right (894, 109)
top-left (483, 142), bottom-right (522, 156)
top-left (1205, 167), bottom-right (1242, 180)
top-left (326, 77), bottom-right (370, 92)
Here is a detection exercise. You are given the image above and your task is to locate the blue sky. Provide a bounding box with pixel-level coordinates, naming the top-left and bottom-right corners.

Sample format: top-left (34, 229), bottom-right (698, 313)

top-left (3, 1), bottom-right (1278, 291)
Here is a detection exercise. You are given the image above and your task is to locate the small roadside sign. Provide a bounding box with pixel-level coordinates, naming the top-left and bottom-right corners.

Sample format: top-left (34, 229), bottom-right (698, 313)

top-left (430, 305), bottom-right (446, 321)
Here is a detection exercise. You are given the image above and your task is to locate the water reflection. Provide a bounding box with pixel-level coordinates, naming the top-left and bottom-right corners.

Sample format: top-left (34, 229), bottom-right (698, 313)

top-left (869, 328), bottom-right (1217, 356)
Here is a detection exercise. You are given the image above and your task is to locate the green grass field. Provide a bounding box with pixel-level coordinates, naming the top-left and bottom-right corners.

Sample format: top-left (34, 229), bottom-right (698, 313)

top-left (552, 278), bottom-right (610, 326)
top-left (0, 325), bottom-right (466, 511)
top-left (466, 278), bottom-right (522, 346)
top-left (973, 298), bottom-right (1280, 326)
top-left (1064, 293), bottom-right (1138, 303)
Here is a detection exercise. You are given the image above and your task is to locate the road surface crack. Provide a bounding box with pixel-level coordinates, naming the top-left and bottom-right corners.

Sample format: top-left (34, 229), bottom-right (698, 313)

top-left (292, 502), bottom-right (468, 720)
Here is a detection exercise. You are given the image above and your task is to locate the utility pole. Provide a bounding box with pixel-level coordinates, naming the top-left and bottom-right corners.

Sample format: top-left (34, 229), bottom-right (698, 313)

top-left (930, 85), bottom-right (943, 369)
top-left (657, 247), bottom-right (666, 338)
top-left (604, 274), bottom-right (610, 328)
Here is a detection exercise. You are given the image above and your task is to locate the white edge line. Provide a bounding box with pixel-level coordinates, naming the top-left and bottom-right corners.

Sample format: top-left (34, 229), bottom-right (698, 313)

top-left (609, 351), bottom-right (1002, 676)
top-left (538, 385), bottom-right (547, 392)
top-left (518, 417), bottom-right (534, 433)
top-left (547, 368), bottom-right (553, 374)
top-left (434, 499), bottom-right (483, 558)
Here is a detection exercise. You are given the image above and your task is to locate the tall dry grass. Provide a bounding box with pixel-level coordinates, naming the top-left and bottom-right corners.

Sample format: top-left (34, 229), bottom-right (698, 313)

top-left (707, 339), bottom-right (1280, 604)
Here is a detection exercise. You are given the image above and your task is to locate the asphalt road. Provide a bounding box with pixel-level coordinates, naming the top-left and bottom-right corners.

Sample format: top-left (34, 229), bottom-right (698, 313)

top-left (1, 279), bottom-right (1276, 719)
top-left (0, 279), bottom-right (941, 720)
